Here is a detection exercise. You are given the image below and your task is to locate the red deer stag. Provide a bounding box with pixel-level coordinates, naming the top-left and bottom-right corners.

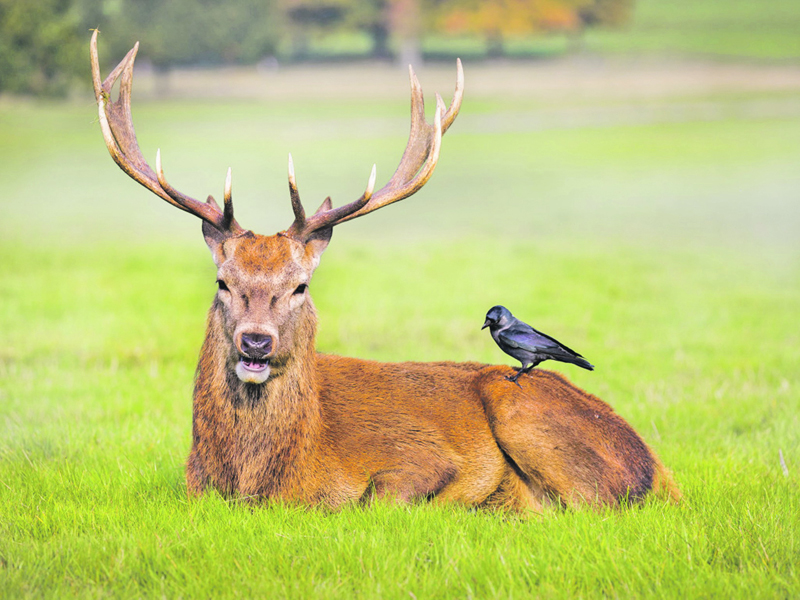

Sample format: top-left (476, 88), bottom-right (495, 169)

top-left (91, 31), bottom-right (679, 511)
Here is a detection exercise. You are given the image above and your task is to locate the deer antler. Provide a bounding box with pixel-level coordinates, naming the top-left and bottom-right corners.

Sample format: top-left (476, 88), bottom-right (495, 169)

top-left (285, 60), bottom-right (464, 240)
top-left (90, 30), bottom-right (241, 234)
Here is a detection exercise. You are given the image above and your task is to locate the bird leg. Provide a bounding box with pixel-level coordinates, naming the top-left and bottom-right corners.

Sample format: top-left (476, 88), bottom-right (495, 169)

top-left (504, 365), bottom-right (528, 385)
top-left (504, 362), bottom-right (540, 385)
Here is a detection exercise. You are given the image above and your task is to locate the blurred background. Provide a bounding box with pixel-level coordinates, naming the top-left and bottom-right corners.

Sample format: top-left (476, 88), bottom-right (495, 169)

top-left (1, 0), bottom-right (798, 246)
top-left (1, 0), bottom-right (799, 364)
top-left (1, 0), bottom-right (799, 375)
top-left (2, 0), bottom-right (800, 96)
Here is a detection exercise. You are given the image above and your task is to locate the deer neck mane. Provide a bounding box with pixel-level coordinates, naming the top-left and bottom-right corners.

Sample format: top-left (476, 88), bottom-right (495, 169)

top-left (195, 299), bottom-right (323, 495)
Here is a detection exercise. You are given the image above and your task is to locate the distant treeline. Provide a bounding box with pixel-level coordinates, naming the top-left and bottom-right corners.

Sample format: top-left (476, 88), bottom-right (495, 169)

top-left (0, 0), bottom-right (632, 96)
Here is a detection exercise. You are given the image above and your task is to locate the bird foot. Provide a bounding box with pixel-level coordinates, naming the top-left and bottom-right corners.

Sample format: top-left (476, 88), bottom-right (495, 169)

top-left (505, 365), bottom-right (536, 387)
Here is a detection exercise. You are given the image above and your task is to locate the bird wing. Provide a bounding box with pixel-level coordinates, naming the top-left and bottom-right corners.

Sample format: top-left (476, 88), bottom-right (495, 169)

top-left (499, 324), bottom-right (585, 358)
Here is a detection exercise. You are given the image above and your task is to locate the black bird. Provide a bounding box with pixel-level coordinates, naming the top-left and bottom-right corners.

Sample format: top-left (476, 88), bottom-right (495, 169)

top-left (482, 305), bottom-right (594, 383)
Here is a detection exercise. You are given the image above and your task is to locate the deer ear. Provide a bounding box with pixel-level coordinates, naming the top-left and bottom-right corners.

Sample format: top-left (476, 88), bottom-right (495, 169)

top-left (303, 196), bottom-right (333, 265)
top-left (202, 195), bottom-right (229, 266)
top-left (203, 220), bottom-right (228, 267)
top-left (304, 226), bottom-right (331, 268)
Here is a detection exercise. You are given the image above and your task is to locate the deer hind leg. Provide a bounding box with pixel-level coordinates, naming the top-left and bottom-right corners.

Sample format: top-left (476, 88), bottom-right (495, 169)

top-left (482, 463), bottom-right (550, 513)
top-left (477, 367), bottom-right (661, 507)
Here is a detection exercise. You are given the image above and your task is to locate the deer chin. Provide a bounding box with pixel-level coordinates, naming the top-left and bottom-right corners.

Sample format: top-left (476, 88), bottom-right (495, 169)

top-left (235, 357), bottom-right (271, 384)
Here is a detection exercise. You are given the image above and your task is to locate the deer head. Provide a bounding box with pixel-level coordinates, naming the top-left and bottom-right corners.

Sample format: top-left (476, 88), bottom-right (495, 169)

top-left (90, 31), bottom-right (463, 384)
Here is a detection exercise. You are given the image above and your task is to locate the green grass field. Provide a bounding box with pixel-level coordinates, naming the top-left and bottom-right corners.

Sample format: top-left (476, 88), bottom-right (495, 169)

top-left (2, 51), bottom-right (800, 597)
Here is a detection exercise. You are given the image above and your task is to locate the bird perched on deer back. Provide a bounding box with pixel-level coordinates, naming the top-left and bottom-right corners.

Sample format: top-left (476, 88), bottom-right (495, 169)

top-left (482, 305), bottom-right (594, 384)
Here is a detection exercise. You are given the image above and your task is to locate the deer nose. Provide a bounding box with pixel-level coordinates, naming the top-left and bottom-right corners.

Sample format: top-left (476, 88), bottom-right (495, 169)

top-left (240, 333), bottom-right (273, 358)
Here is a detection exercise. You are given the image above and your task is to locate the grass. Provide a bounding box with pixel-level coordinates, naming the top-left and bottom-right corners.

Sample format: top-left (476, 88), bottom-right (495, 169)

top-left (1, 57), bottom-right (800, 596)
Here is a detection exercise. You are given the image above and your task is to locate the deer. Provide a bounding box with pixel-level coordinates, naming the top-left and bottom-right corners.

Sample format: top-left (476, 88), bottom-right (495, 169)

top-left (90, 31), bottom-right (680, 512)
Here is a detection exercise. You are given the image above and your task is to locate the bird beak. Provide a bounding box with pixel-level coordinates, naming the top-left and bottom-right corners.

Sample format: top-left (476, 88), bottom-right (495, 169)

top-left (481, 319), bottom-right (490, 330)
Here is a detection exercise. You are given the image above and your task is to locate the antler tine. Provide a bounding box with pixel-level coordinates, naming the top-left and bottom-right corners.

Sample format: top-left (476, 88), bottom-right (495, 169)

top-left (382, 64), bottom-right (429, 192)
top-left (291, 60), bottom-right (461, 235)
top-left (90, 31), bottom-right (240, 233)
top-left (333, 78), bottom-right (451, 225)
top-left (301, 163), bottom-right (376, 232)
top-left (287, 153), bottom-right (306, 233)
top-left (287, 161), bottom-right (376, 239)
top-left (442, 58), bottom-right (464, 134)
top-left (223, 167), bottom-right (235, 228)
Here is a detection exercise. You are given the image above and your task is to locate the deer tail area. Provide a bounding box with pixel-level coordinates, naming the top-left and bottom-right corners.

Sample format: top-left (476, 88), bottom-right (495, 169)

top-left (651, 458), bottom-right (683, 504)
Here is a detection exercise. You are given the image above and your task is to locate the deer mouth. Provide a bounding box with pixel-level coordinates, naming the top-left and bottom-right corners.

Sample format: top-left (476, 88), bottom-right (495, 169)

top-left (240, 357), bottom-right (269, 372)
top-left (235, 356), bottom-right (271, 384)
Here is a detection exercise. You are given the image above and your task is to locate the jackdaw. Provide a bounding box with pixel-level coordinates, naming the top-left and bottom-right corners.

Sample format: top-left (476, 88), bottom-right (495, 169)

top-left (482, 305), bottom-right (594, 383)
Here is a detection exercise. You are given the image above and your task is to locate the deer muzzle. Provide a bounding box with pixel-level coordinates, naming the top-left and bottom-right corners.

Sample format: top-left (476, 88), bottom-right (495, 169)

top-left (235, 330), bottom-right (277, 384)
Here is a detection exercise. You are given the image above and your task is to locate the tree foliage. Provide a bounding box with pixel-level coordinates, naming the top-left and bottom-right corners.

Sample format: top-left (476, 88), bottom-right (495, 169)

top-left (280, 0), bottom-right (393, 58)
top-left (428, 0), bottom-right (634, 47)
top-left (0, 0), bottom-right (635, 96)
top-left (0, 0), bottom-right (97, 95)
top-left (102, 0), bottom-right (280, 69)
top-left (0, 0), bottom-right (280, 95)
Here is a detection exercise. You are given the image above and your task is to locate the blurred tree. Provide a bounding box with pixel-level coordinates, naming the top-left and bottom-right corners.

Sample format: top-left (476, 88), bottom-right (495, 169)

top-left (0, 0), bottom-right (281, 96)
top-left (280, 0), bottom-right (349, 58)
top-left (0, 0), bottom-right (103, 95)
top-left (279, 0), bottom-right (430, 63)
top-left (577, 0), bottom-right (633, 28)
top-left (105, 0), bottom-right (280, 69)
top-left (346, 0), bottom-right (393, 59)
top-left (391, 0), bottom-right (421, 64)
top-left (427, 0), bottom-right (633, 56)
top-left (572, 0), bottom-right (634, 50)
top-left (280, 0), bottom-right (396, 60)
top-left (0, 0), bottom-right (634, 96)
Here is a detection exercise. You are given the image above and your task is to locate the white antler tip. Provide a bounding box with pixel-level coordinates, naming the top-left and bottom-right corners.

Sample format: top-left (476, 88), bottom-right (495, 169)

top-left (367, 164), bottom-right (377, 195)
top-left (156, 148), bottom-right (162, 172)
top-left (408, 65), bottom-right (420, 88)
top-left (288, 153), bottom-right (295, 179)
top-left (225, 167), bottom-right (232, 196)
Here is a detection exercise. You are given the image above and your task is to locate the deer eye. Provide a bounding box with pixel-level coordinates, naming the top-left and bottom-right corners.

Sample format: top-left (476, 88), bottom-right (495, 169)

top-left (293, 283), bottom-right (308, 295)
top-left (216, 279), bottom-right (229, 292)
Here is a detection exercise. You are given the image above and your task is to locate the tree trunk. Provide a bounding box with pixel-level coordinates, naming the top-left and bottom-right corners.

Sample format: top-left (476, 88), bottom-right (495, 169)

top-left (369, 22), bottom-right (392, 60)
top-left (486, 32), bottom-right (504, 58)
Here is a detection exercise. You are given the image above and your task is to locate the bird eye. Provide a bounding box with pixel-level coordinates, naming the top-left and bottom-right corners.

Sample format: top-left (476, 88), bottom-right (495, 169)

top-left (293, 283), bottom-right (308, 295)
top-left (217, 280), bottom-right (229, 292)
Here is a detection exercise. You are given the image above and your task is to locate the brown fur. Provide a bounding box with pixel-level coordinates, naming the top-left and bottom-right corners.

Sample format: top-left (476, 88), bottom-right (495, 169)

top-left (186, 232), bottom-right (680, 511)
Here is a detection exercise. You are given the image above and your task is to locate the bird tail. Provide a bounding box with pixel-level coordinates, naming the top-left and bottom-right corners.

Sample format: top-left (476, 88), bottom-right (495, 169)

top-left (570, 356), bottom-right (594, 371)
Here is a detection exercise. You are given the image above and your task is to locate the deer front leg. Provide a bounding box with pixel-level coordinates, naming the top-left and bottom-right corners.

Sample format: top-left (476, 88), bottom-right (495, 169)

top-left (186, 449), bottom-right (211, 497)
